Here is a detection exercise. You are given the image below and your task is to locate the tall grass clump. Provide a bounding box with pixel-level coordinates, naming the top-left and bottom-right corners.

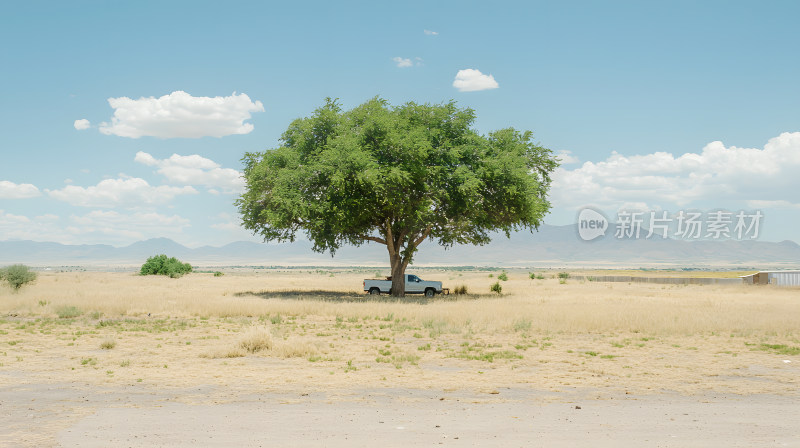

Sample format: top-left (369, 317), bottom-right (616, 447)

top-left (140, 254), bottom-right (193, 278)
top-left (453, 285), bottom-right (468, 295)
top-left (239, 326), bottom-right (273, 353)
top-left (0, 264), bottom-right (37, 291)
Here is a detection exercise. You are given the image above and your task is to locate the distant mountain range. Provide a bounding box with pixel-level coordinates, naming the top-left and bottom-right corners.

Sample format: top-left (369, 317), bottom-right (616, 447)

top-left (1, 224), bottom-right (799, 269)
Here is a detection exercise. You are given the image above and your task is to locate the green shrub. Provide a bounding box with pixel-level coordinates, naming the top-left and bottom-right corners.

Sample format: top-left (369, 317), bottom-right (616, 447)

top-left (529, 272), bottom-right (536, 280)
top-left (558, 272), bottom-right (570, 279)
top-left (140, 254), bottom-right (192, 278)
top-left (490, 281), bottom-right (502, 294)
top-left (213, 271), bottom-right (224, 277)
top-left (497, 271), bottom-right (508, 281)
top-left (0, 264), bottom-right (37, 291)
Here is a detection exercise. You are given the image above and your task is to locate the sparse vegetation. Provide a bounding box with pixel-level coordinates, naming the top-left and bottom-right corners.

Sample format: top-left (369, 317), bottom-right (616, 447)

top-left (2, 269), bottom-right (800, 400)
top-left (497, 271), bottom-right (508, 281)
top-left (0, 264), bottom-right (37, 291)
top-left (453, 285), bottom-right (468, 295)
top-left (756, 343), bottom-right (800, 356)
top-left (239, 326), bottom-right (273, 353)
top-left (490, 281), bottom-right (502, 294)
top-left (56, 305), bottom-right (82, 319)
top-left (139, 254), bottom-right (193, 278)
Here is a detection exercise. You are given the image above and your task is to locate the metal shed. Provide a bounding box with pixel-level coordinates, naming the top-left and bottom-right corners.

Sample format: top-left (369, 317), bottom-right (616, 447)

top-left (740, 270), bottom-right (800, 286)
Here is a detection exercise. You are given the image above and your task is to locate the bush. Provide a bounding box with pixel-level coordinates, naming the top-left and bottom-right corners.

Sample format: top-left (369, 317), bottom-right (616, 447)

top-left (453, 285), bottom-right (468, 295)
top-left (490, 281), bottom-right (502, 294)
top-left (140, 254), bottom-right (192, 278)
top-left (498, 271), bottom-right (508, 281)
top-left (558, 272), bottom-right (570, 279)
top-left (0, 264), bottom-right (37, 291)
top-left (213, 271), bottom-right (224, 277)
top-left (239, 326), bottom-right (273, 353)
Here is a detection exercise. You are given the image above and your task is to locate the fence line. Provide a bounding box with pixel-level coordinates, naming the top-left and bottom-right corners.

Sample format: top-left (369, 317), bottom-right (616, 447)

top-left (571, 275), bottom-right (743, 285)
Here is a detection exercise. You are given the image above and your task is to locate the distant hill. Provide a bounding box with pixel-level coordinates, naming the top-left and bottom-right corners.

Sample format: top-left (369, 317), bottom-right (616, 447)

top-left (1, 224), bottom-right (798, 269)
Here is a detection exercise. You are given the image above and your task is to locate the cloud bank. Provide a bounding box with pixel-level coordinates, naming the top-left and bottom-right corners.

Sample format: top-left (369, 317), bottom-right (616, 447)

top-left (47, 177), bottom-right (197, 208)
top-left (99, 91), bottom-right (264, 138)
top-left (0, 180), bottom-right (41, 199)
top-left (551, 132), bottom-right (800, 210)
top-left (135, 152), bottom-right (244, 194)
top-left (0, 210), bottom-right (190, 246)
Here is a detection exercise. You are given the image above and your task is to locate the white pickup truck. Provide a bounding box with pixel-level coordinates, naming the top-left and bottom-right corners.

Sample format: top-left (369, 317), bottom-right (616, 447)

top-left (363, 274), bottom-right (448, 297)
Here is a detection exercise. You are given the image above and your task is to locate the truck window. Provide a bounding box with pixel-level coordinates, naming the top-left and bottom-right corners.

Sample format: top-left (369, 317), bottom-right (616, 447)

top-left (408, 275), bottom-right (419, 282)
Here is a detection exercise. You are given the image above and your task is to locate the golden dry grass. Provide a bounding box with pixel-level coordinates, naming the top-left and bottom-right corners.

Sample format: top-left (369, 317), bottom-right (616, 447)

top-left (1, 269), bottom-right (798, 397)
top-left (3, 270), bottom-right (798, 335)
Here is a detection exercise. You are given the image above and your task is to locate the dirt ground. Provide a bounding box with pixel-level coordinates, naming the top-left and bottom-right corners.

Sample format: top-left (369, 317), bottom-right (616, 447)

top-left (1, 270), bottom-right (798, 446)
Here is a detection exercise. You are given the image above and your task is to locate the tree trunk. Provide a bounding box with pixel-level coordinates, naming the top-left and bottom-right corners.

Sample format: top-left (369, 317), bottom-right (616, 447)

top-left (389, 253), bottom-right (406, 297)
top-left (384, 223), bottom-right (430, 298)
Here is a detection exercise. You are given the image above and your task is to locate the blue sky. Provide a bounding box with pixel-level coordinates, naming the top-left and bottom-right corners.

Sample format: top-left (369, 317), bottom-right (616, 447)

top-left (1, 0), bottom-right (799, 247)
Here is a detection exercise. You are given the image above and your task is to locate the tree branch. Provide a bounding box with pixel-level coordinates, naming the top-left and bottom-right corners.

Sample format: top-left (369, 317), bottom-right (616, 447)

top-left (412, 225), bottom-right (432, 248)
top-left (361, 235), bottom-right (387, 245)
top-left (385, 218), bottom-right (396, 259)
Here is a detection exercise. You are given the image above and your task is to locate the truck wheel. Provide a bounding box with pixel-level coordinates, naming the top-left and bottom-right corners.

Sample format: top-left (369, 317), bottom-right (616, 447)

top-left (424, 288), bottom-right (435, 298)
top-left (369, 288), bottom-right (380, 295)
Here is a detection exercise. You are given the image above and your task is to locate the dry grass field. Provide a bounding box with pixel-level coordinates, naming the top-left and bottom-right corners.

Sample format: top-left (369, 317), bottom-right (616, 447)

top-left (1, 268), bottom-right (799, 446)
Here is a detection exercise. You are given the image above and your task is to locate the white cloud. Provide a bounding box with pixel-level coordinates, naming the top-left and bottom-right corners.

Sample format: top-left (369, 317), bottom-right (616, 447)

top-left (551, 131), bottom-right (800, 211)
top-left (0, 180), bottom-right (41, 199)
top-left (393, 57), bottom-right (413, 68)
top-left (556, 150), bottom-right (580, 165)
top-left (47, 177), bottom-right (197, 208)
top-left (209, 212), bottom-right (261, 243)
top-left (0, 210), bottom-right (31, 225)
top-left (71, 210), bottom-right (191, 240)
top-left (99, 91), bottom-right (264, 138)
top-left (452, 69), bottom-right (499, 92)
top-left (423, 29), bottom-right (438, 35)
top-left (0, 210), bottom-right (190, 246)
top-left (135, 151), bottom-right (245, 194)
top-left (210, 213), bottom-right (241, 231)
top-left (73, 119), bottom-right (91, 130)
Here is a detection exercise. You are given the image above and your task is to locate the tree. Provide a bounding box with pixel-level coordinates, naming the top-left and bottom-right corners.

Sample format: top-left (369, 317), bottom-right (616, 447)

top-left (0, 264), bottom-right (37, 291)
top-left (237, 98), bottom-right (558, 296)
top-left (140, 254), bottom-right (193, 278)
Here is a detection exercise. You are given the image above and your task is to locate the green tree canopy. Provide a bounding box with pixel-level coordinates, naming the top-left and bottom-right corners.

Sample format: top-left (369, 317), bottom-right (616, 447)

top-left (0, 264), bottom-right (37, 291)
top-left (237, 97), bottom-right (558, 296)
top-left (140, 254), bottom-right (193, 278)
